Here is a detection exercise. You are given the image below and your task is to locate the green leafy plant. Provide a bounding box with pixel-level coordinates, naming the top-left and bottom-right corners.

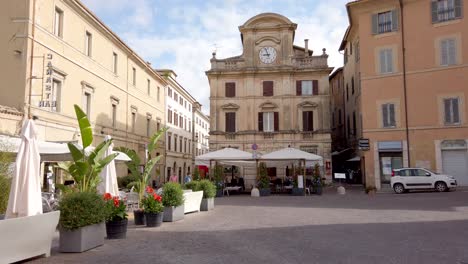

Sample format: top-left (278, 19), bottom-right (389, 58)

top-left (198, 179), bottom-right (216, 199)
top-left (184, 180), bottom-right (200, 191)
top-left (192, 167), bottom-right (200, 181)
top-left (117, 174), bottom-right (140, 189)
top-left (103, 193), bottom-right (127, 221)
top-left (59, 192), bottom-right (108, 230)
top-left (58, 105), bottom-right (118, 193)
top-left (115, 127), bottom-right (167, 206)
top-left (0, 139), bottom-right (14, 214)
top-left (212, 165), bottom-right (224, 190)
top-left (0, 176), bottom-right (11, 215)
top-left (162, 182), bottom-right (184, 207)
top-left (141, 186), bottom-right (163, 213)
top-left (256, 162), bottom-right (270, 189)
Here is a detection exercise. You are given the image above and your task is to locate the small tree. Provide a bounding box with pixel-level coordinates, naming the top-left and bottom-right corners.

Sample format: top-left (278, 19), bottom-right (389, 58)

top-left (58, 105), bottom-right (117, 193)
top-left (193, 166), bottom-right (200, 181)
top-left (212, 164), bottom-right (224, 190)
top-left (256, 162), bottom-right (270, 189)
top-left (313, 163), bottom-right (321, 182)
top-left (115, 127), bottom-right (168, 206)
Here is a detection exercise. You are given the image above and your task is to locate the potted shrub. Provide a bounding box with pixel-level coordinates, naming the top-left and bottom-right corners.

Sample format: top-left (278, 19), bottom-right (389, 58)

top-left (198, 180), bottom-right (216, 211)
top-left (58, 192), bottom-right (108, 252)
top-left (257, 162), bottom-right (270, 196)
top-left (103, 193), bottom-right (128, 239)
top-left (184, 180), bottom-right (200, 191)
top-left (57, 105), bottom-right (118, 252)
top-left (212, 165), bottom-right (224, 197)
top-left (115, 128), bottom-right (167, 226)
top-left (141, 186), bottom-right (164, 227)
top-left (312, 164), bottom-right (323, 195)
top-left (162, 182), bottom-right (184, 222)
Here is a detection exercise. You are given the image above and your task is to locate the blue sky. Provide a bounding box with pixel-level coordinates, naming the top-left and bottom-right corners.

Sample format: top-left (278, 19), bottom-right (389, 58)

top-left (82, 0), bottom-right (349, 112)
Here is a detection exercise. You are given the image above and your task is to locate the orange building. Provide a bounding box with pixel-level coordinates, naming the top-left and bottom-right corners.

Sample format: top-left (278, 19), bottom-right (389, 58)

top-left (339, 0), bottom-right (468, 189)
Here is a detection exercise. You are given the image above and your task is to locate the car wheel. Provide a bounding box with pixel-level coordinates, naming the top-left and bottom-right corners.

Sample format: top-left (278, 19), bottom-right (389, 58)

top-left (435, 181), bottom-right (447, 192)
top-left (393, 183), bottom-right (405, 194)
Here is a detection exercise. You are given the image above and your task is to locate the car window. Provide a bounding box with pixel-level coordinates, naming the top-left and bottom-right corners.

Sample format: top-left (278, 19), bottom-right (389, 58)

top-left (416, 169), bottom-right (429, 176)
top-left (399, 170), bottom-right (411, 176)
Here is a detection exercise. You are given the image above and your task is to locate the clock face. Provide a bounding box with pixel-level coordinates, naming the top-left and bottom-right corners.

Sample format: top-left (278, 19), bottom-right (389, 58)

top-left (259, 47), bottom-right (277, 64)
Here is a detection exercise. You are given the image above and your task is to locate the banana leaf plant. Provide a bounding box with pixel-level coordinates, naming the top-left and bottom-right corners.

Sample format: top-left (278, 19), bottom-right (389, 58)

top-left (57, 105), bottom-right (118, 193)
top-left (115, 127), bottom-right (167, 206)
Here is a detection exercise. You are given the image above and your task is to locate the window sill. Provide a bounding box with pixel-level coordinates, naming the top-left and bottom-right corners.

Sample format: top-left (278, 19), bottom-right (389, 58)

top-left (444, 123), bottom-right (461, 127)
top-left (433, 19), bottom-right (461, 27)
top-left (382, 126), bottom-right (397, 129)
top-left (373, 31), bottom-right (398, 39)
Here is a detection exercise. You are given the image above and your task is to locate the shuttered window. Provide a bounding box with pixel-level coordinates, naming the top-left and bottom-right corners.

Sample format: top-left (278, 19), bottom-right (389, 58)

top-left (168, 109), bottom-right (173, 124)
top-left (174, 112), bottom-right (178, 126)
top-left (372, 10), bottom-right (398, 34)
top-left (258, 112), bottom-right (279, 132)
top-left (303, 111), bottom-right (314, 132)
top-left (225, 112), bottom-right (236, 132)
top-left (296, 80), bottom-right (319, 96)
top-left (225, 82), bottom-right (236, 97)
top-left (432, 0), bottom-right (462, 23)
top-left (263, 81), bottom-right (274, 96)
top-left (379, 48), bottom-right (394, 74)
top-left (444, 98), bottom-right (460, 124)
top-left (382, 103), bottom-right (396, 128)
top-left (440, 38), bottom-right (457, 66)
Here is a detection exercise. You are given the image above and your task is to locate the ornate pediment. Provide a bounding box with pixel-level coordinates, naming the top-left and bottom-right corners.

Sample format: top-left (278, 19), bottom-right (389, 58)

top-left (221, 103), bottom-right (240, 110)
top-left (259, 102), bottom-right (278, 109)
top-left (255, 36), bottom-right (281, 45)
top-left (298, 101), bottom-right (318, 108)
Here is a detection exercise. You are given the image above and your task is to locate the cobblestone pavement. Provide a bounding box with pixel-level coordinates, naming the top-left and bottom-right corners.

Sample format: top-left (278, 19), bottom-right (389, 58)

top-left (31, 189), bottom-right (468, 264)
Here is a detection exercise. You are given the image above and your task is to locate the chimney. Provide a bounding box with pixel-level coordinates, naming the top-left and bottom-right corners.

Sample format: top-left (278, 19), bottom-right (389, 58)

top-left (304, 39), bottom-right (309, 57)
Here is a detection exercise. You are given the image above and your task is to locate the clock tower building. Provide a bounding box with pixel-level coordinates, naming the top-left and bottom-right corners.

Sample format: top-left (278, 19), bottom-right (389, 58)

top-left (206, 13), bottom-right (334, 186)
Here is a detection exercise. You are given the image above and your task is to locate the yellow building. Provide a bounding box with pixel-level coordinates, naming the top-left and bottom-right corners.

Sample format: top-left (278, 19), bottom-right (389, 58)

top-left (339, 0), bottom-right (468, 188)
top-left (0, 0), bottom-right (167, 184)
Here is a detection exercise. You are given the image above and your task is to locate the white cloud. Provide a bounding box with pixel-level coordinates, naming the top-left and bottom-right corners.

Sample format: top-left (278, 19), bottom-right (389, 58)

top-left (81, 0), bottom-right (349, 114)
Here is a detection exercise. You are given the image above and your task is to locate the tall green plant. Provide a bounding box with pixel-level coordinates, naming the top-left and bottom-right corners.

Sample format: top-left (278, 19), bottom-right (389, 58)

top-left (115, 127), bottom-right (167, 205)
top-left (193, 166), bottom-right (200, 181)
top-left (0, 139), bottom-right (14, 214)
top-left (57, 105), bottom-right (118, 193)
top-left (212, 164), bottom-right (224, 190)
top-left (256, 162), bottom-right (269, 189)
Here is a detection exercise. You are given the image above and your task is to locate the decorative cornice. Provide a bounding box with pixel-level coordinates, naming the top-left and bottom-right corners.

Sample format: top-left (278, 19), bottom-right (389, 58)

top-left (221, 103), bottom-right (240, 110)
top-left (259, 102), bottom-right (279, 109)
top-left (298, 101), bottom-right (318, 108)
top-left (255, 36), bottom-right (281, 45)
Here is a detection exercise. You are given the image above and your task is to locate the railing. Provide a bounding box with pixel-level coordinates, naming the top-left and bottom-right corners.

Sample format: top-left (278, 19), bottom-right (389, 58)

top-left (293, 56), bottom-right (328, 68)
top-left (378, 21), bottom-right (392, 34)
top-left (437, 8), bottom-right (455, 21)
top-left (225, 133), bottom-right (236, 140)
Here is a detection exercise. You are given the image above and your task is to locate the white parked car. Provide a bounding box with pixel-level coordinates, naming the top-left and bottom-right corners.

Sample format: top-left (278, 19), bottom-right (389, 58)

top-left (390, 168), bottom-right (457, 194)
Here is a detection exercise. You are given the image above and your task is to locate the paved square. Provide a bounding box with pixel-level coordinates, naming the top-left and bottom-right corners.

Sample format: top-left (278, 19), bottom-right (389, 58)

top-left (33, 190), bottom-right (468, 264)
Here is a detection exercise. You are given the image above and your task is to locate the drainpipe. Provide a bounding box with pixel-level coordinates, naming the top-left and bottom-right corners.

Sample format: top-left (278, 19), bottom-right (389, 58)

top-left (27, 0), bottom-right (37, 119)
top-left (399, 0), bottom-right (411, 167)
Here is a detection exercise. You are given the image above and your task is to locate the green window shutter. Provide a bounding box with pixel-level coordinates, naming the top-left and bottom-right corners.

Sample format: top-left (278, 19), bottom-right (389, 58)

top-left (392, 9), bottom-right (399, 31)
top-left (372, 14), bottom-right (378, 34)
top-left (454, 0), bottom-right (463, 18)
top-left (389, 104), bottom-right (396, 127)
top-left (431, 1), bottom-right (439, 23)
top-left (444, 99), bottom-right (452, 123)
top-left (453, 98), bottom-right (460, 123)
top-left (382, 104), bottom-right (389, 127)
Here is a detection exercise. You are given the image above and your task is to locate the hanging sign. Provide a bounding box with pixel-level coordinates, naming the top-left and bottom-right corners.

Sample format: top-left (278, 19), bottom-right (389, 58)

top-left (39, 53), bottom-right (54, 108)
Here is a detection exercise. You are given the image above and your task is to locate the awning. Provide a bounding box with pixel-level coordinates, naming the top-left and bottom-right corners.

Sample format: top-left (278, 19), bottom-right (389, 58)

top-left (346, 156), bottom-right (361, 162)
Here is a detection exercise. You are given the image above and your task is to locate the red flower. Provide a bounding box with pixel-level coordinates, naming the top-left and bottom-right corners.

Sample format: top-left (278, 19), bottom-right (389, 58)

top-left (146, 186), bottom-right (154, 194)
top-left (113, 197), bottom-right (120, 207)
top-left (103, 193), bottom-right (112, 201)
top-left (153, 193), bottom-right (162, 202)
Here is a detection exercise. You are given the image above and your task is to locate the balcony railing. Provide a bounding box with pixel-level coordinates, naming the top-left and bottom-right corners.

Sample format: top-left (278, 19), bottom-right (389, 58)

top-left (437, 8), bottom-right (455, 22)
top-left (225, 133), bottom-right (236, 140)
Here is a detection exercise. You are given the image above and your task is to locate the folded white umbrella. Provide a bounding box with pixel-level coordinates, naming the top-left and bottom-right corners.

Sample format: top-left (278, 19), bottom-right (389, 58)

top-left (97, 135), bottom-right (119, 196)
top-left (6, 120), bottom-right (43, 218)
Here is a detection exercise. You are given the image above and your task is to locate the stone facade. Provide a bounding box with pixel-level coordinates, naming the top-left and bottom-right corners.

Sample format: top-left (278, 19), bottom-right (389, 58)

top-left (206, 13), bottom-right (333, 186)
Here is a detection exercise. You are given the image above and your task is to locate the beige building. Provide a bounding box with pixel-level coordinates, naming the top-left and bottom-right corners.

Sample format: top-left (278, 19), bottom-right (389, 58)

top-left (157, 70), bottom-right (197, 183)
top-left (206, 13), bottom-right (334, 187)
top-left (0, 0), bottom-right (167, 185)
top-left (193, 103), bottom-right (210, 157)
top-left (339, 0), bottom-right (468, 188)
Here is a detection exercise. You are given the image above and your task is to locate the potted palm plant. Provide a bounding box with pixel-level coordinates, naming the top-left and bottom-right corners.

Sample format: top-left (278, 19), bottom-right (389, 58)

top-left (141, 186), bottom-right (164, 227)
top-left (257, 162), bottom-right (270, 196)
top-left (115, 128), bottom-right (167, 226)
top-left (198, 179), bottom-right (216, 211)
top-left (57, 105), bottom-right (118, 252)
top-left (162, 182), bottom-right (184, 222)
top-left (103, 193), bottom-right (128, 239)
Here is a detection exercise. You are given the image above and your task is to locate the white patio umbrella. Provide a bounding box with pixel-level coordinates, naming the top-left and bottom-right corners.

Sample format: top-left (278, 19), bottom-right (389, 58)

top-left (97, 135), bottom-right (119, 196)
top-left (6, 120), bottom-right (43, 218)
